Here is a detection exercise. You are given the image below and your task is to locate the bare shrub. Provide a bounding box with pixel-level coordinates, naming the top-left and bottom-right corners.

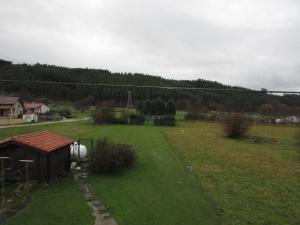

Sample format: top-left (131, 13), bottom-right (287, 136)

top-left (258, 103), bottom-right (275, 115)
top-left (92, 101), bottom-right (116, 124)
top-left (224, 113), bottom-right (250, 138)
top-left (90, 138), bottom-right (136, 174)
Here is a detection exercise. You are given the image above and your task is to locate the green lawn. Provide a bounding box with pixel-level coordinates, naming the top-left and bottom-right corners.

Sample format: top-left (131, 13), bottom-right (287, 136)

top-left (175, 110), bottom-right (187, 121)
top-left (1, 120), bottom-right (299, 225)
top-left (0, 121), bottom-right (94, 140)
top-left (87, 125), bottom-right (220, 225)
top-left (5, 176), bottom-right (94, 225)
top-left (1, 121), bottom-right (220, 225)
top-left (163, 122), bottom-right (300, 225)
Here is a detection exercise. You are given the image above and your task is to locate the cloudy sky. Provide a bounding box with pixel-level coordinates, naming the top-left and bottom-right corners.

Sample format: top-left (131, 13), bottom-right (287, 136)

top-left (0, 0), bottom-right (300, 90)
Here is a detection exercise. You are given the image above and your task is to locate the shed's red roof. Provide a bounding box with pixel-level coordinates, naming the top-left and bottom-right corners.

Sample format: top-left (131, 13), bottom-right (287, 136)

top-left (0, 131), bottom-right (74, 153)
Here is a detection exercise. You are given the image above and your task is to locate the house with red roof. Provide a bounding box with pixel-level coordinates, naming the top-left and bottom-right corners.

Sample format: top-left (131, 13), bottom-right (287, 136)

top-left (24, 102), bottom-right (50, 114)
top-left (0, 131), bottom-right (74, 182)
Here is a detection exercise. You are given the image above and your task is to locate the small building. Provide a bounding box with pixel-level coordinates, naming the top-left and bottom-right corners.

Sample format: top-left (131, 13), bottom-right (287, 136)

top-left (275, 116), bottom-right (300, 124)
top-left (24, 102), bottom-right (50, 114)
top-left (0, 96), bottom-right (24, 118)
top-left (22, 113), bottom-right (39, 123)
top-left (286, 116), bottom-right (299, 123)
top-left (0, 131), bottom-right (74, 182)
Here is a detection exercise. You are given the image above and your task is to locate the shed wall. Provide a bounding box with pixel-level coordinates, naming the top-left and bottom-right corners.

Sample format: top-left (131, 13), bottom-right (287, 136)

top-left (0, 144), bottom-right (71, 182)
top-left (0, 145), bottom-right (47, 181)
top-left (49, 146), bottom-right (71, 180)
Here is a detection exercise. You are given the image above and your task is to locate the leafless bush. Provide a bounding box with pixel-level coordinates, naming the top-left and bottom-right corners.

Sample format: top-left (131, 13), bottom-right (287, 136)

top-left (258, 103), bottom-right (275, 115)
top-left (90, 138), bottom-right (136, 174)
top-left (224, 113), bottom-right (250, 138)
top-left (92, 101), bottom-right (116, 124)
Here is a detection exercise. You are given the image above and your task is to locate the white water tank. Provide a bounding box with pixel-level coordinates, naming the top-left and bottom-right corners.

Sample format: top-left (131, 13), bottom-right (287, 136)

top-left (70, 142), bottom-right (87, 160)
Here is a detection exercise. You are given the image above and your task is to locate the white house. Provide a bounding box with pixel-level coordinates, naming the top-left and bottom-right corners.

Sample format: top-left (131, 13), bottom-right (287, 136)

top-left (275, 116), bottom-right (300, 124)
top-left (286, 116), bottom-right (299, 123)
top-left (24, 102), bottom-right (50, 114)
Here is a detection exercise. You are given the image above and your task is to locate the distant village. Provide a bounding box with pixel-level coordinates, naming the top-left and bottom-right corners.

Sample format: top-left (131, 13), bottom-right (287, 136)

top-left (1, 95), bottom-right (300, 126)
top-left (0, 96), bottom-right (50, 124)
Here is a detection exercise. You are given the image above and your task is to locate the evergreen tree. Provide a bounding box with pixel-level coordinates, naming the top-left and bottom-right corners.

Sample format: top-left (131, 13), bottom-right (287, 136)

top-left (144, 99), bottom-right (152, 116)
top-left (136, 101), bottom-right (144, 113)
top-left (166, 100), bottom-right (176, 115)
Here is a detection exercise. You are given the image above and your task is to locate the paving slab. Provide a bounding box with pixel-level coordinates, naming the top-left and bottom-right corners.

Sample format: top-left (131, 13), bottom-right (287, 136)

top-left (73, 172), bottom-right (118, 225)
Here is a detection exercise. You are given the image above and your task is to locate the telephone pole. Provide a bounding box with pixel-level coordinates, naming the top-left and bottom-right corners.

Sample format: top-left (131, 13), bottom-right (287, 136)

top-left (19, 160), bottom-right (34, 193)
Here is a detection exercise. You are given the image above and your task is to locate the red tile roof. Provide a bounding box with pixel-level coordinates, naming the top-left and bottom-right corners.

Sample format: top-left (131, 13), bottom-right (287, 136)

top-left (0, 131), bottom-right (74, 153)
top-left (24, 102), bottom-right (44, 109)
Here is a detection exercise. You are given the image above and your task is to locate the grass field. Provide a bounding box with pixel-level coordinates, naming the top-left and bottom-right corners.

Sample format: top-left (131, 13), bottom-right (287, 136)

top-left (87, 125), bottom-right (219, 225)
top-left (1, 120), bottom-right (299, 225)
top-left (163, 122), bottom-right (300, 225)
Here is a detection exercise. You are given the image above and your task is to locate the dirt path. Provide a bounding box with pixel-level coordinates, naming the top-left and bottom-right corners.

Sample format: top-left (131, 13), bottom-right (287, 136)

top-left (73, 172), bottom-right (118, 225)
top-left (0, 200), bottom-right (29, 224)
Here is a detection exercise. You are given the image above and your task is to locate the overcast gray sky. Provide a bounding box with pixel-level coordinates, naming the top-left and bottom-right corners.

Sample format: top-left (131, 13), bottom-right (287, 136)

top-left (0, 0), bottom-right (300, 91)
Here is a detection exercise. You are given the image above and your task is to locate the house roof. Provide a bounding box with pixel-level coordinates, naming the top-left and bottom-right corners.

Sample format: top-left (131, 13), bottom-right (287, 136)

top-left (24, 102), bottom-right (45, 109)
top-left (0, 96), bottom-right (20, 105)
top-left (0, 131), bottom-right (74, 153)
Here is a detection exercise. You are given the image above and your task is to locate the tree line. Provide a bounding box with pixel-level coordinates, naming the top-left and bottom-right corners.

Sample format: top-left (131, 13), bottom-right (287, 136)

top-left (136, 99), bottom-right (176, 117)
top-left (0, 60), bottom-right (299, 113)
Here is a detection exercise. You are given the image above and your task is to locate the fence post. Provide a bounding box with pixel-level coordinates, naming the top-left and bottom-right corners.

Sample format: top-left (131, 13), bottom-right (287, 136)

top-left (0, 156), bottom-right (9, 205)
top-left (19, 160), bottom-right (34, 193)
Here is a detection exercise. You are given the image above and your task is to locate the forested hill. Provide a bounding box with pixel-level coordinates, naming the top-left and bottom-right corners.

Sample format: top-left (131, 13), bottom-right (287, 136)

top-left (0, 59), bottom-right (299, 112)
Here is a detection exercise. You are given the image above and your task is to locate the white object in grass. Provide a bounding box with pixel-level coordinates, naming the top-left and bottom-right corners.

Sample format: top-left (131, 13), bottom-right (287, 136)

top-left (70, 142), bottom-right (87, 160)
top-left (70, 161), bottom-right (77, 169)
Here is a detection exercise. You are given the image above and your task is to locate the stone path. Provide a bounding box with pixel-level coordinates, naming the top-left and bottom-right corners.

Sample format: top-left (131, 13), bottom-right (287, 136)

top-left (0, 199), bottom-right (29, 224)
top-left (73, 172), bottom-right (118, 225)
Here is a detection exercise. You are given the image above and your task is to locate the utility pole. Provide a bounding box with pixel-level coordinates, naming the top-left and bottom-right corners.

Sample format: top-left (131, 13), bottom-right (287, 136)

top-left (126, 91), bottom-right (133, 108)
top-left (19, 160), bottom-right (34, 193)
top-left (0, 156), bottom-right (10, 205)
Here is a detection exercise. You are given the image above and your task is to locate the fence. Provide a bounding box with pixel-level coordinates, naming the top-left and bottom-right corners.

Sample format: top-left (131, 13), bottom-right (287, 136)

top-left (0, 119), bottom-right (26, 126)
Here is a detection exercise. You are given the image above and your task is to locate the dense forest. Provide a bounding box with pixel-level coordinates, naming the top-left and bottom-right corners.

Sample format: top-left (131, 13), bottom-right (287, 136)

top-left (0, 59), bottom-right (299, 113)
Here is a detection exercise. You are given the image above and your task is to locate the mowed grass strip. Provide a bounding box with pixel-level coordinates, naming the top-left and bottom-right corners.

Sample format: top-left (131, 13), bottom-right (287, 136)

top-left (4, 175), bottom-right (94, 225)
top-left (87, 125), bottom-right (220, 225)
top-left (0, 120), bottom-right (94, 140)
top-left (163, 121), bottom-right (300, 225)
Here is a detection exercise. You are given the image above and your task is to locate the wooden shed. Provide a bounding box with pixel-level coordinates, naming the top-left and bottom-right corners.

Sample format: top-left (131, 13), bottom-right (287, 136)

top-left (0, 131), bottom-right (74, 182)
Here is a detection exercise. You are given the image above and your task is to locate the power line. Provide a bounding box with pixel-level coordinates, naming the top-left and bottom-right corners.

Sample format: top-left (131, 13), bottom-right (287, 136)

top-left (0, 79), bottom-right (299, 94)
